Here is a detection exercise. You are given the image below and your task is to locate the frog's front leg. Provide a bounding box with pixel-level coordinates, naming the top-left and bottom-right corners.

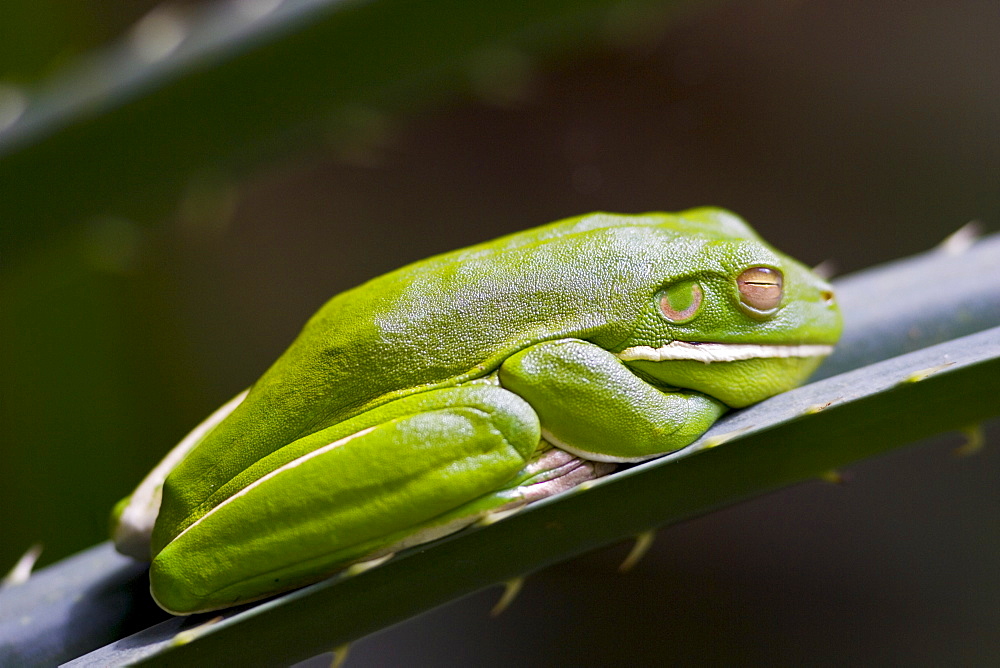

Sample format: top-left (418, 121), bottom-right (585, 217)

top-left (498, 339), bottom-right (727, 462)
top-left (149, 385), bottom-right (544, 615)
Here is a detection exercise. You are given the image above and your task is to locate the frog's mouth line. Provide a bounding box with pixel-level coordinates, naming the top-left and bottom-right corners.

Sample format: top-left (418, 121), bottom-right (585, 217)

top-left (617, 341), bottom-right (835, 364)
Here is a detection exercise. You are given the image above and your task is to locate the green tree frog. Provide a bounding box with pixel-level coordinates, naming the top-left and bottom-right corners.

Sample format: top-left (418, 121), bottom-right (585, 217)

top-left (112, 207), bottom-right (841, 615)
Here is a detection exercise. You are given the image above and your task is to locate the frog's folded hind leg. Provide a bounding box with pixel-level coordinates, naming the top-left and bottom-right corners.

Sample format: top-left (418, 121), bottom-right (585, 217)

top-left (149, 385), bottom-right (540, 615)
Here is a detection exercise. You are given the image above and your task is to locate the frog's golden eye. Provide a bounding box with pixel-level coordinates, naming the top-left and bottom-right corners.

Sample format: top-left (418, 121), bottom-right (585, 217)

top-left (737, 267), bottom-right (783, 311)
top-left (659, 281), bottom-right (703, 323)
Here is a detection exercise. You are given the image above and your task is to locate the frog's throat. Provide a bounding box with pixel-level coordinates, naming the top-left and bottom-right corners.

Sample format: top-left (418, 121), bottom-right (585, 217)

top-left (617, 341), bottom-right (834, 363)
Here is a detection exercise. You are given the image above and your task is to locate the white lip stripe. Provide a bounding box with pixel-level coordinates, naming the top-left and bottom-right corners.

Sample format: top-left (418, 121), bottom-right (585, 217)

top-left (617, 341), bottom-right (834, 363)
top-left (168, 426), bottom-right (376, 546)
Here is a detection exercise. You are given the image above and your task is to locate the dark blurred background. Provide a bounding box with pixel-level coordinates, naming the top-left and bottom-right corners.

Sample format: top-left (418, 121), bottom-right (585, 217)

top-left (2, 0), bottom-right (998, 665)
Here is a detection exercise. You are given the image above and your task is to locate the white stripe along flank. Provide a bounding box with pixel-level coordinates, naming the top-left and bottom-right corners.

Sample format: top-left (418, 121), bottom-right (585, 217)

top-left (168, 426), bottom-right (377, 546)
top-left (617, 341), bottom-right (835, 364)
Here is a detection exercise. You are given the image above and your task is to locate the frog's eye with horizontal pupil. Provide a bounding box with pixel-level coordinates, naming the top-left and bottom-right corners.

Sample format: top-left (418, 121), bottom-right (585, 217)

top-left (659, 281), bottom-right (703, 323)
top-left (737, 267), bottom-right (783, 311)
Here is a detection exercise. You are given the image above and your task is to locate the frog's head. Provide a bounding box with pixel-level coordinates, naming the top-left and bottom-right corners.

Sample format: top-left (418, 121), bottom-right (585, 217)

top-left (612, 208), bottom-right (842, 408)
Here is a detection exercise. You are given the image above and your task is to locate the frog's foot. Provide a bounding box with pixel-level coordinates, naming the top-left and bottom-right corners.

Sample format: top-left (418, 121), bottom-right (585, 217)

top-left (514, 445), bottom-right (617, 503)
top-left (474, 444), bottom-right (617, 523)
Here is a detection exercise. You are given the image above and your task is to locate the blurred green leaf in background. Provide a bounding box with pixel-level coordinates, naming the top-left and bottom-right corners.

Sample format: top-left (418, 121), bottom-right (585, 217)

top-left (2, 0), bottom-right (998, 665)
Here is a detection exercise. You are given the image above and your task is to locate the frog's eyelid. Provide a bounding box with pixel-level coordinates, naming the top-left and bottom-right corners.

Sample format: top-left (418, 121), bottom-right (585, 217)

top-left (736, 267), bottom-right (784, 311)
top-left (659, 283), bottom-right (703, 323)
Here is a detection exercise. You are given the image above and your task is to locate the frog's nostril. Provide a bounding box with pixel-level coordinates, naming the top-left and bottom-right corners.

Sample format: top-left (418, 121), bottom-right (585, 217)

top-left (821, 290), bottom-right (835, 304)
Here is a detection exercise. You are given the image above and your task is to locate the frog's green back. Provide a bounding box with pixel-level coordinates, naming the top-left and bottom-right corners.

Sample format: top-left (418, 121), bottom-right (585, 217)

top-left (153, 208), bottom-right (768, 543)
top-left (444, 207), bottom-right (760, 263)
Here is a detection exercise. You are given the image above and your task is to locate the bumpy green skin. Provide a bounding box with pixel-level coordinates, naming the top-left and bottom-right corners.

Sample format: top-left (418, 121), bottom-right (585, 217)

top-left (113, 208), bottom-right (841, 614)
